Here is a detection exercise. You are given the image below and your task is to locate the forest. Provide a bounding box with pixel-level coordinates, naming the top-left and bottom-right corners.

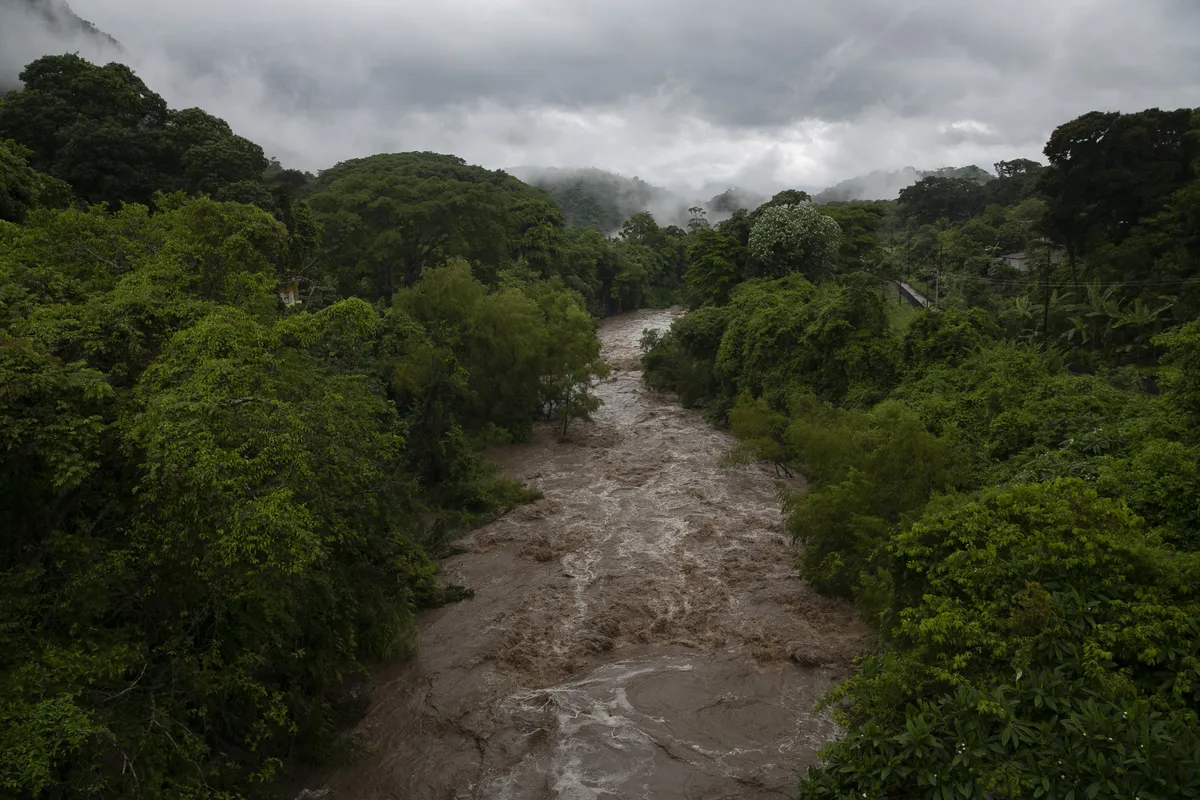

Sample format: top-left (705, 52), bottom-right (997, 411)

top-left (2, 51), bottom-right (1198, 799)
top-left (642, 108), bottom-right (1200, 797)
top-left (0, 54), bottom-right (659, 798)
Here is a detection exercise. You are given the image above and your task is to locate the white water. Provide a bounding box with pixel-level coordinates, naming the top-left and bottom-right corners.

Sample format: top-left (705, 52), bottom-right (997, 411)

top-left (295, 307), bottom-right (867, 799)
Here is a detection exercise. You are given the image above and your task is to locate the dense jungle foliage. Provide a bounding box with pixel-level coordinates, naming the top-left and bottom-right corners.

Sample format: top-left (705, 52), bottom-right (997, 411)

top-left (0, 54), bottom-right (683, 799)
top-left (642, 107), bottom-right (1200, 798)
top-left (6, 48), bottom-right (1200, 800)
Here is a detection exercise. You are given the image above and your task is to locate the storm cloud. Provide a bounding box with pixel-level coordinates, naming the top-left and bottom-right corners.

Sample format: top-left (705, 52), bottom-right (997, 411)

top-left (17, 0), bottom-right (1200, 194)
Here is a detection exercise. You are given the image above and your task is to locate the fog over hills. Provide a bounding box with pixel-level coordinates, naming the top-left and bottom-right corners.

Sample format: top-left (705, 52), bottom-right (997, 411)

top-left (4, 0), bottom-right (1196, 194)
top-left (509, 166), bottom-right (767, 233)
top-left (0, 0), bottom-right (121, 89)
top-left (0, 1), bottom-right (1002, 227)
top-left (512, 162), bottom-right (997, 232)
top-left (812, 164), bottom-right (994, 204)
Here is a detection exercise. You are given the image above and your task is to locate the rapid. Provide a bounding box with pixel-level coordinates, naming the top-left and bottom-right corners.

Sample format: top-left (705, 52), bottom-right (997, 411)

top-left (297, 307), bottom-right (868, 800)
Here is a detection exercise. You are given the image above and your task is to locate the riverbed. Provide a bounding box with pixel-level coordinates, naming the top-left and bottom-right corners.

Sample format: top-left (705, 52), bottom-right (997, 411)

top-left (296, 307), bottom-right (868, 799)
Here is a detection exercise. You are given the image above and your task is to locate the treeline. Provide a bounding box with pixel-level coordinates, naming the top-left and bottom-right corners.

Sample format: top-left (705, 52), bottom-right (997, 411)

top-left (643, 108), bottom-right (1200, 797)
top-left (0, 55), bottom-right (626, 798)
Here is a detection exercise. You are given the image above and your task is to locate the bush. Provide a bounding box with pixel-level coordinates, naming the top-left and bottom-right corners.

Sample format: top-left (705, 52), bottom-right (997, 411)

top-left (801, 479), bottom-right (1200, 799)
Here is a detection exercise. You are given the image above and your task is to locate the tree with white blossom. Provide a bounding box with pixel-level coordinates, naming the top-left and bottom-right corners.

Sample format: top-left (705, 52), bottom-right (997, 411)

top-left (747, 203), bottom-right (842, 280)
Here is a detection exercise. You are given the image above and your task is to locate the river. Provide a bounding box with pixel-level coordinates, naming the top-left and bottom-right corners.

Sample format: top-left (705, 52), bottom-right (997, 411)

top-left (296, 307), bottom-right (868, 800)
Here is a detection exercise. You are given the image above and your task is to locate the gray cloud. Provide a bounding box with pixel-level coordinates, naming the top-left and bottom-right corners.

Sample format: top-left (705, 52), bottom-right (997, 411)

top-left (10, 0), bottom-right (1200, 196)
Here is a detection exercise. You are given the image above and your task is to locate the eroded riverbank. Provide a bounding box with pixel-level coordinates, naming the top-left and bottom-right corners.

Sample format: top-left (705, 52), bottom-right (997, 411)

top-left (297, 307), bottom-right (868, 799)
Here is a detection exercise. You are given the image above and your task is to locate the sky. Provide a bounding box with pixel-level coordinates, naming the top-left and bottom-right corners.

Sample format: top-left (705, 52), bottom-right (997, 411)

top-left (7, 0), bottom-right (1200, 196)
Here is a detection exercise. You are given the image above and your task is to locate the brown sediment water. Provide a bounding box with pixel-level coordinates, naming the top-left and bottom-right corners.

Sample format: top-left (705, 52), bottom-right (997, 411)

top-left (295, 307), bottom-right (868, 800)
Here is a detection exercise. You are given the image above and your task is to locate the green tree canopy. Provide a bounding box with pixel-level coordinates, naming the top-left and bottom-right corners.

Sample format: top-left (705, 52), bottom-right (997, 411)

top-left (0, 55), bottom-right (268, 208)
top-left (309, 152), bottom-right (567, 298)
top-left (683, 227), bottom-right (744, 308)
top-left (747, 203), bottom-right (843, 280)
top-left (897, 176), bottom-right (989, 225)
top-left (0, 138), bottom-right (71, 222)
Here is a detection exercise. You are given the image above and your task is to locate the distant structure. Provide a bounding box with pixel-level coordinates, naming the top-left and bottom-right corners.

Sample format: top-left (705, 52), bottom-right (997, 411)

top-left (896, 280), bottom-right (931, 309)
top-left (278, 281), bottom-right (301, 307)
top-left (994, 240), bottom-right (1066, 273)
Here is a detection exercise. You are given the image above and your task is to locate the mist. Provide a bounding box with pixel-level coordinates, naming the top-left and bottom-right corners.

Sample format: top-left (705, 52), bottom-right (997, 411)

top-left (0, 0), bottom-right (121, 90)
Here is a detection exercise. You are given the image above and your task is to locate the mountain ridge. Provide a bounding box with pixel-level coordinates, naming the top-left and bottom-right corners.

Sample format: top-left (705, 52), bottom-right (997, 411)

top-left (1, 0), bottom-right (121, 90)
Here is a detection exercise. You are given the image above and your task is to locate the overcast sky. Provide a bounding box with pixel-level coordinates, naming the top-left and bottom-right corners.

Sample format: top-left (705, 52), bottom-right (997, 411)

top-left (12, 0), bottom-right (1200, 194)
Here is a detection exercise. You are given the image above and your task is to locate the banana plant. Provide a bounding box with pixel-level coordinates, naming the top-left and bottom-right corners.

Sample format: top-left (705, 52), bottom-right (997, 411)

top-left (1062, 280), bottom-right (1122, 355)
top-left (1113, 295), bottom-right (1177, 363)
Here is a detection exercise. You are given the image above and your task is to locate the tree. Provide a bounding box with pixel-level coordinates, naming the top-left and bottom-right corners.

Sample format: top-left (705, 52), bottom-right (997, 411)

top-left (312, 172), bottom-right (507, 297)
top-left (180, 133), bottom-right (268, 196)
top-left (716, 207), bottom-right (754, 248)
top-left (897, 176), bottom-right (988, 225)
top-left (1039, 108), bottom-right (1199, 265)
top-left (1157, 315), bottom-right (1200, 426)
top-left (0, 55), bottom-right (274, 208)
top-left (309, 153), bottom-right (564, 299)
top-left (747, 204), bottom-right (842, 280)
top-left (763, 188), bottom-right (810, 208)
top-left (686, 205), bottom-right (710, 233)
top-left (902, 307), bottom-right (1002, 369)
top-left (993, 158), bottom-right (1044, 180)
top-left (818, 202), bottom-right (886, 272)
top-left (0, 55), bottom-right (169, 175)
top-left (683, 227), bottom-right (743, 307)
top-left (0, 197), bottom-right (434, 797)
top-left (0, 190), bottom-right (605, 797)
top-left (986, 158), bottom-right (1044, 206)
top-left (0, 139), bottom-right (70, 222)
top-left (525, 280), bottom-right (610, 438)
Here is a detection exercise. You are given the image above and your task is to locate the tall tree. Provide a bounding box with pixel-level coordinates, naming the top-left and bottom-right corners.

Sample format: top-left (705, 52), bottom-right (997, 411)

top-left (1039, 108), bottom-right (1199, 263)
top-left (897, 176), bottom-right (988, 225)
top-left (684, 227), bottom-right (743, 307)
top-left (747, 204), bottom-right (843, 280)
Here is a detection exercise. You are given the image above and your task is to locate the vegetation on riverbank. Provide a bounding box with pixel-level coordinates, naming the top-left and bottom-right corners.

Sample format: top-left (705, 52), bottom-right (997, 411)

top-left (0, 54), bottom-right (668, 798)
top-left (643, 108), bottom-right (1200, 798)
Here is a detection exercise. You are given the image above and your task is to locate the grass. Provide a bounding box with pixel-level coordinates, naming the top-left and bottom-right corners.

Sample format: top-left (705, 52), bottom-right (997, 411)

top-left (881, 285), bottom-right (925, 336)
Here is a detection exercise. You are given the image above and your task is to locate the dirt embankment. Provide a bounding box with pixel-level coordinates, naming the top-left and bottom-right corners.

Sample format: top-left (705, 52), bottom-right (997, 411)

top-left (293, 307), bottom-right (869, 800)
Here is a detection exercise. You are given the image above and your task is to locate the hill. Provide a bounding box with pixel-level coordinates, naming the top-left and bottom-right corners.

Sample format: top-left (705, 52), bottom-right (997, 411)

top-left (509, 166), bottom-right (767, 233)
top-left (813, 165), bottom-right (993, 204)
top-left (0, 0), bottom-right (121, 89)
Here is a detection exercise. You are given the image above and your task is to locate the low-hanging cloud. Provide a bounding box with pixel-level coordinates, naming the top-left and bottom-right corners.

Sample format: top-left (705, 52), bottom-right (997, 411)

top-left (0, 0), bottom-right (121, 90)
top-left (11, 0), bottom-right (1200, 196)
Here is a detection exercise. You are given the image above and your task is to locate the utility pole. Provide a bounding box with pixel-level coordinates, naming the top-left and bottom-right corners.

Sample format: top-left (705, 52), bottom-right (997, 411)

top-left (934, 268), bottom-right (940, 310)
top-left (1042, 250), bottom-right (1051, 345)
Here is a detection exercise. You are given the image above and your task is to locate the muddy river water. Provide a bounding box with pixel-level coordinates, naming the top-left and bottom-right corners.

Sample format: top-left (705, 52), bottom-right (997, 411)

top-left (298, 307), bottom-right (868, 800)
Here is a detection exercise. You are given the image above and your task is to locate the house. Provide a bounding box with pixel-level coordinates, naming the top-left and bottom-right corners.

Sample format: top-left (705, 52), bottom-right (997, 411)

top-left (278, 280), bottom-right (301, 306)
top-left (994, 240), bottom-right (1066, 273)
